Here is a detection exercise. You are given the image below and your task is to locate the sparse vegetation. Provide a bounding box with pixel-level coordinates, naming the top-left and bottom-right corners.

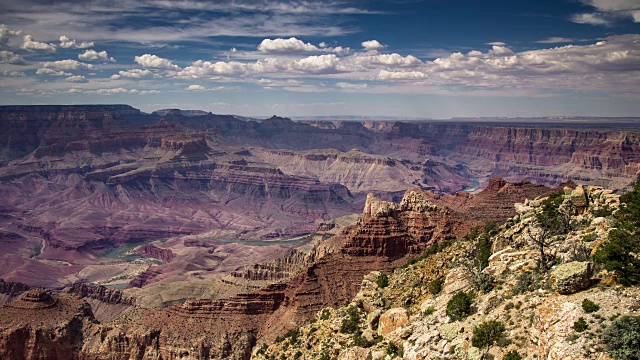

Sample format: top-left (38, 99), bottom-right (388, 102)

top-left (504, 350), bottom-right (523, 360)
top-left (603, 315), bottom-right (640, 360)
top-left (377, 272), bottom-right (389, 288)
top-left (512, 272), bottom-right (533, 295)
top-left (573, 317), bottom-right (589, 332)
top-left (472, 320), bottom-right (506, 359)
top-left (528, 191), bottom-right (573, 272)
top-left (446, 291), bottom-right (474, 321)
top-left (582, 299), bottom-right (600, 313)
top-left (422, 306), bottom-right (436, 316)
top-left (428, 277), bottom-right (443, 295)
top-left (340, 306), bottom-right (360, 334)
top-left (319, 309), bottom-right (331, 320)
top-left (385, 342), bottom-right (403, 358)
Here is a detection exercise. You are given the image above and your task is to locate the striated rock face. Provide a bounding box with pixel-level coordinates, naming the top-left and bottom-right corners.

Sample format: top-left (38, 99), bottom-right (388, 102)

top-left (67, 283), bottom-right (135, 306)
top-left (135, 244), bottom-right (175, 263)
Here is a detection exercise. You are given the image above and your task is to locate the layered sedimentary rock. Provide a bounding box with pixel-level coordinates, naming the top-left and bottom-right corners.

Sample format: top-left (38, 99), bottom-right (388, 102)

top-left (0, 178), bottom-right (555, 359)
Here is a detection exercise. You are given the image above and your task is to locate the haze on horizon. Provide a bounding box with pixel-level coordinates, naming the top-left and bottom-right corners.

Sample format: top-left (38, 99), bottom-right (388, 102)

top-left (1, 0), bottom-right (640, 119)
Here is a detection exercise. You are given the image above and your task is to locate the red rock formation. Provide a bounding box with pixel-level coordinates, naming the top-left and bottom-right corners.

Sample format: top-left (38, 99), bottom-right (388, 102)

top-left (67, 283), bottom-right (135, 306)
top-left (136, 244), bottom-right (176, 263)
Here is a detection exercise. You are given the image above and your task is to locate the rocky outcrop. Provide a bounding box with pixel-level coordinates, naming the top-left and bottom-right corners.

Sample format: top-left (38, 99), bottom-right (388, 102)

top-left (378, 307), bottom-right (409, 337)
top-left (135, 244), bottom-right (176, 263)
top-left (67, 283), bottom-right (135, 306)
top-left (550, 261), bottom-right (593, 295)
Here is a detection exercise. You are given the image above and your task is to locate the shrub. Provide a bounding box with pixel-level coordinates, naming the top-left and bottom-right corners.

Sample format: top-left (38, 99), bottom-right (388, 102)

top-left (504, 350), bottom-right (523, 360)
top-left (293, 350), bottom-right (302, 359)
top-left (512, 272), bottom-right (533, 295)
top-left (422, 306), bottom-right (436, 316)
top-left (386, 342), bottom-right (403, 358)
top-left (582, 299), bottom-right (600, 313)
top-left (472, 320), bottom-right (506, 355)
top-left (602, 315), bottom-right (640, 360)
top-left (377, 273), bottom-right (389, 288)
top-left (573, 317), bottom-right (589, 332)
top-left (319, 309), bottom-right (331, 320)
top-left (446, 291), bottom-right (474, 321)
top-left (340, 306), bottom-right (360, 334)
top-left (595, 181), bottom-right (640, 286)
top-left (428, 278), bottom-right (443, 295)
top-left (472, 271), bottom-right (494, 294)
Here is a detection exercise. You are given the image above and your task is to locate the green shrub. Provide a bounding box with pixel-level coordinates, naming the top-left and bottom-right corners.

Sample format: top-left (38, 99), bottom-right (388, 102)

top-left (595, 181), bottom-right (640, 286)
top-left (340, 306), bottom-right (360, 334)
top-left (422, 306), bottom-right (436, 316)
top-left (377, 273), bottom-right (389, 288)
top-left (319, 309), bottom-right (331, 320)
top-left (472, 320), bottom-right (506, 353)
top-left (602, 315), bottom-right (640, 360)
top-left (446, 291), bottom-right (474, 321)
top-left (385, 342), bottom-right (403, 358)
top-left (504, 350), bottom-right (523, 360)
top-left (582, 299), bottom-right (600, 313)
top-left (472, 271), bottom-right (494, 293)
top-left (293, 350), bottom-right (302, 359)
top-left (573, 317), bottom-right (589, 332)
top-left (592, 204), bottom-right (614, 218)
top-left (428, 278), bottom-right (443, 295)
top-left (512, 272), bottom-right (533, 295)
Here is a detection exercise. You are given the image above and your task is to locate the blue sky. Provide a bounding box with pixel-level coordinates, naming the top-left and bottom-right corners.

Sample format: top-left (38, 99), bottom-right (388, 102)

top-left (1, 0), bottom-right (639, 118)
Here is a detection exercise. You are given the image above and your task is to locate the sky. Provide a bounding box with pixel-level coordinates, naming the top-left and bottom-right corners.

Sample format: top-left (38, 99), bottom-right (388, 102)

top-left (0, 0), bottom-right (640, 118)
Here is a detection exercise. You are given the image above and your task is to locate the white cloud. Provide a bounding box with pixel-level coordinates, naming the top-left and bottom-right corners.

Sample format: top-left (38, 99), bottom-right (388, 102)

top-left (335, 82), bottom-right (368, 90)
top-left (20, 35), bottom-right (56, 52)
top-left (2, 70), bottom-right (26, 77)
top-left (485, 41), bottom-right (507, 46)
top-left (230, 47), bottom-right (237, 53)
top-left (0, 24), bottom-right (21, 48)
top-left (347, 52), bottom-right (421, 68)
top-left (43, 59), bottom-right (95, 70)
top-left (489, 45), bottom-right (513, 56)
top-left (258, 37), bottom-right (319, 53)
top-left (535, 37), bottom-right (575, 44)
top-left (185, 84), bottom-right (206, 90)
top-left (0, 50), bottom-right (28, 65)
top-left (36, 68), bottom-right (72, 76)
top-left (134, 54), bottom-right (180, 70)
top-left (66, 75), bottom-right (88, 83)
top-left (289, 54), bottom-right (342, 74)
top-left (78, 49), bottom-right (115, 62)
top-left (377, 70), bottom-right (426, 80)
top-left (361, 40), bottom-right (386, 51)
top-left (572, 0), bottom-right (640, 25)
top-left (571, 13), bottom-right (611, 25)
top-left (110, 69), bottom-right (155, 79)
top-left (59, 35), bottom-right (94, 49)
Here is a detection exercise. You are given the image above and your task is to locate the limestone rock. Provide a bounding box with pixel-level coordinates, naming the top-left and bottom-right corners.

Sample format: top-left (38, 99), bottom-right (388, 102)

top-left (338, 347), bottom-right (372, 360)
top-left (550, 262), bottom-right (593, 294)
top-left (443, 267), bottom-right (472, 295)
top-left (378, 307), bottom-right (409, 337)
top-left (367, 309), bottom-right (382, 331)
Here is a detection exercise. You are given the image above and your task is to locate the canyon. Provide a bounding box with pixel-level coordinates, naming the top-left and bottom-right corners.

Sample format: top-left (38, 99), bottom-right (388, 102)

top-left (1, 105), bottom-right (640, 359)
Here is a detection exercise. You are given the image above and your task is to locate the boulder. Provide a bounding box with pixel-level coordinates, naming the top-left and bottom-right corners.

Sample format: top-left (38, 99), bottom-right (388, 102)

top-left (550, 262), bottom-right (592, 295)
top-left (378, 307), bottom-right (409, 337)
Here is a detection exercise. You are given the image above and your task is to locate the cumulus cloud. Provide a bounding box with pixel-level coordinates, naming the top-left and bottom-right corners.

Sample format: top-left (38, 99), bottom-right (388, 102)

top-left (572, 0), bottom-right (640, 25)
top-left (96, 88), bottom-right (160, 94)
top-left (2, 70), bottom-right (26, 77)
top-left (485, 41), bottom-right (507, 46)
top-left (335, 82), bottom-right (367, 90)
top-left (66, 75), bottom-right (88, 83)
top-left (78, 49), bottom-right (116, 62)
top-left (0, 50), bottom-right (28, 65)
top-left (43, 59), bottom-right (95, 70)
top-left (36, 68), bottom-right (72, 76)
top-left (0, 24), bottom-right (21, 48)
top-left (535, 37), bottom-right (574, 44)
top-left (111, 69), bottom-right (155, 79)
top-left (377, 70), bottom-right (426, 80)
top-left (185, 84), bottom-right (206, 90)
top-left (20, 35), bottom-right (56, 52)
top-left (134, 54), bottom-right (180, 70)
top-left (361, 40), bottom-right (386, 51)
top-left (258, 37), bottom-right (319, 53)
top-left (347, 52), bottom-right (421, 68)
top-left (59, 35), bottom-right (94, 49)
